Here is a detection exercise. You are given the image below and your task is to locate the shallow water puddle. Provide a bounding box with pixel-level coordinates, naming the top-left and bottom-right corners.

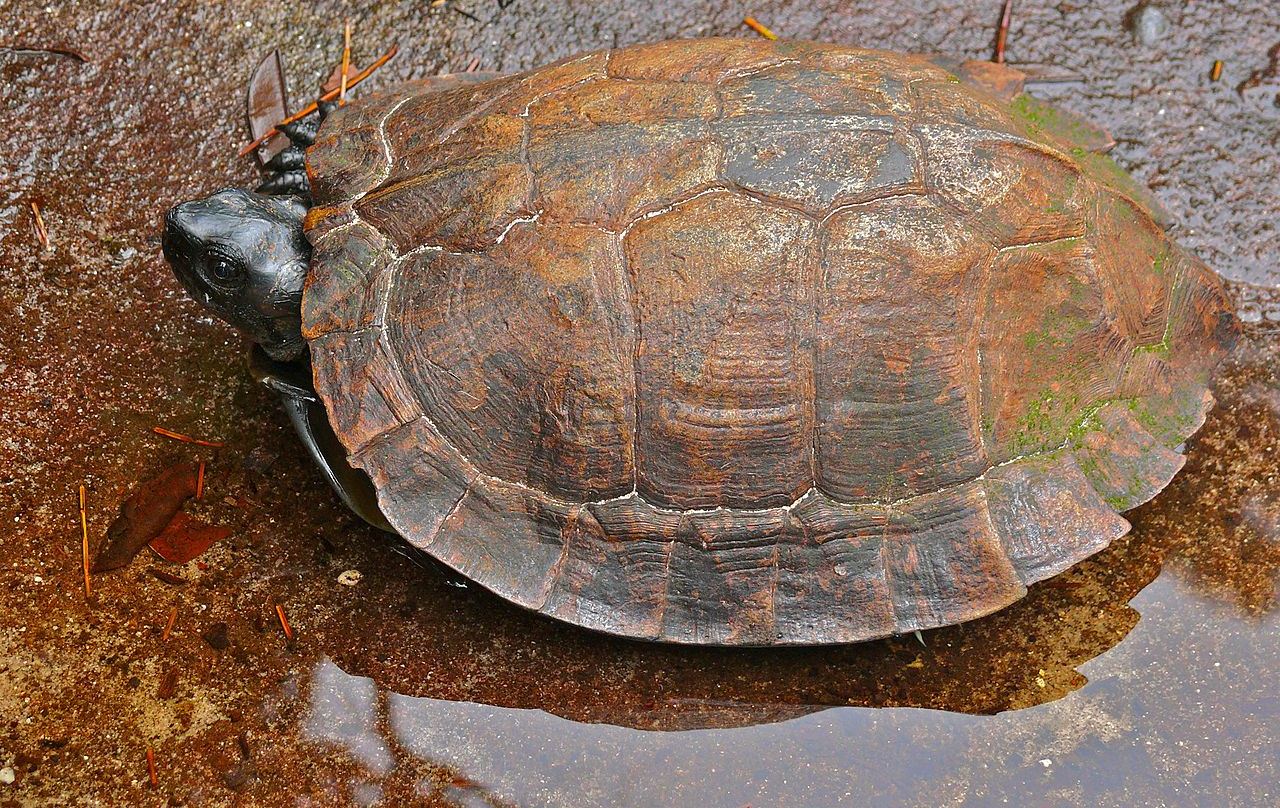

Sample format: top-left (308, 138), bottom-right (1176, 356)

top-left (284, 334), bottom-right (1277, 805)
top-left (296, 568), bottom-right (1275, 806)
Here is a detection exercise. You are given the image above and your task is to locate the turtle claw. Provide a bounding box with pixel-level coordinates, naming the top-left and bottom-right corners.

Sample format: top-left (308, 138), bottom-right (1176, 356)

top-left (264, 144), bottom-right (306, 172)
top-left (279, 119), bottom-right (318, 148)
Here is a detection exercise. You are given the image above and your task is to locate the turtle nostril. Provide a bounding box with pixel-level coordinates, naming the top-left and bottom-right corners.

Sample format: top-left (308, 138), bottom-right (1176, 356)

top-left (161, 213), bottom-right (188, 265)
top-left (163, 204), bottom-right (187, 232)
top-left (162, 203), bottom-right (197, 254)
top-left (162, 209), bottom-right (180, 244)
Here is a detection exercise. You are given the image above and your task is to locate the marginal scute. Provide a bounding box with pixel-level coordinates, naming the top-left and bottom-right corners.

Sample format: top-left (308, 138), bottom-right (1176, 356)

top-left (972, 145), bottom-right (1088, 247)
top-left (1120, 249), bottom-right (1236, 445)
top-left (377, 76), bottom-right (519, 180)
top-left (884, 485), bottom-right (1025, 632)
top-left (661, 509), bottom-right (789, 645)
top-left (493, 50), bottom-right (610, 116)
top-left (541, 504), bottom-right (669, 640)
top-left (930, 59), bottom-right (1027, 103)
top-left (530, 77), bottom-right (719, 127)
top-left (913, 80), bottom-right (1023, 135)
top-left (983, 451), bottom-right (1129, 584)
top-left (308, 328), bottom-right (421, 453)
top-left (1167, 251), bottom-right (1238, 370)
top-left (798, 46), bottom-right (952, 87)
top-left (301, 220), bottom-right (389, 339)
top-left (307, 88), bottom-right (415, 205)
top-left (429, 475), bottom-right (572, 611)
top-left (606, 37), bottom-right (790, 84)
top-left (783, 496), bottom-right (895, 643)
top-left (302, 38), bottom-right (1237, 646)
top-left (1073, 148), bottom-right (1175, 228)
top-left (350, 417), bottom-right (476, 549)
top-left (1003, 92), bottom-right (1116, 154)
top-left (1071, 401), bottom-right (1186, 511)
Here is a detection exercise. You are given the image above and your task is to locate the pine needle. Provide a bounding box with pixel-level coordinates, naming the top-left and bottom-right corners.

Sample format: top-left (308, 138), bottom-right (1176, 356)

top-left (339, 19), bottom-right (352, 105)
top-left (743, 17), bottom-right (778, 40)
top-left (79, 485), bottom-right (91, 597)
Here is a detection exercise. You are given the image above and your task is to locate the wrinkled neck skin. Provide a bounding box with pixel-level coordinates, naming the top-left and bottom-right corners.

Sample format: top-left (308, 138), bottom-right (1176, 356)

top-left (162, 189), bottom-right (311, 362)
top-left (249, 251), bottom-right (311, 362)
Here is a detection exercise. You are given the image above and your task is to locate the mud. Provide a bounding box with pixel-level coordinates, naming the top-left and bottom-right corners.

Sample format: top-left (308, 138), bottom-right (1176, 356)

top-left (1, 1), bottom-right (1277, 806)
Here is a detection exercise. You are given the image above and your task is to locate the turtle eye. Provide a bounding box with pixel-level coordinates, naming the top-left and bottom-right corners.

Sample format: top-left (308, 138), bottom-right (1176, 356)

top-left (205, 252), bottom-right (245, 286)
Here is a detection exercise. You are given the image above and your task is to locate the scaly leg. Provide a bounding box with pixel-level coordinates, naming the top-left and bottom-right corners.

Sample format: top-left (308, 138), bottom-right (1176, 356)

top-left (255, 99), bottom-right (339, 199)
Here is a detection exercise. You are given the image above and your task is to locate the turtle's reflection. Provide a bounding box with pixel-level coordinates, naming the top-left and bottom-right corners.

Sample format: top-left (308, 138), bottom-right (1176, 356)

top-left (308, 328), bottom-right (1277, 731)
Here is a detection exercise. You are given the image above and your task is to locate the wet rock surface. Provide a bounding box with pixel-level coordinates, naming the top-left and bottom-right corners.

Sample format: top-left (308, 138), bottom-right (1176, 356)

top-left (1, 1), bottom-right (1277, 806)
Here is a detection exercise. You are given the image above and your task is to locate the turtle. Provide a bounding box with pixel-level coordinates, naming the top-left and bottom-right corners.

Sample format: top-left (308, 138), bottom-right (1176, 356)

top-left (161, 37), bottom-right (1238, 646)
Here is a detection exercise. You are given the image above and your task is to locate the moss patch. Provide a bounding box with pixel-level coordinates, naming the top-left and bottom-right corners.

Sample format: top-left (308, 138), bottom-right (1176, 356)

top-left (1132, 312), bottom-right (1174, 361)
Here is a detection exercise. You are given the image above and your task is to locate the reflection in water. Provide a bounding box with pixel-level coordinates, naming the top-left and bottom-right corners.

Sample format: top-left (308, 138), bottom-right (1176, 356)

top-left (312, 335), bottom-right (1279, 730)
top-left (305, 571), bottom-right (1276, 808)
top-left (1143, 325), bottom-right (1280, 619)
top-left (297, 328), bottom-right (1279, 806)
top-left (306, 660), bottom-right (393, 776)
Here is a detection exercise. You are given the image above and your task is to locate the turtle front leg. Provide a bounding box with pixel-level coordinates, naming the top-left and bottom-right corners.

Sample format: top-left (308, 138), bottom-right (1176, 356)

top-left (248, 346), bottom-right (394, 532)
top-left (255, 100), bottom-right (337, 198)
top-left (256, 154), bottom-right (308, 196)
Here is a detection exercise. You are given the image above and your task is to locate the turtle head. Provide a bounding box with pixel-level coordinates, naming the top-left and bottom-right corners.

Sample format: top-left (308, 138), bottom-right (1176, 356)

top-left (162, 189), bottom-right (310, 361)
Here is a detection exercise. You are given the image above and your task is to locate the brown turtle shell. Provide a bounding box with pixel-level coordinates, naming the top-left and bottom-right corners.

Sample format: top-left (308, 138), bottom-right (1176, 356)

top-left (298, 38), bottom-right (1237, 645)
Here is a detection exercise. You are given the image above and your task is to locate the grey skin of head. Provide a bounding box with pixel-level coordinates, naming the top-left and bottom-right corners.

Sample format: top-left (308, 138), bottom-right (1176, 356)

top-left (162, 187), bottom-right (394, 532)
top-left (162, 188), bottom-right (311, 361)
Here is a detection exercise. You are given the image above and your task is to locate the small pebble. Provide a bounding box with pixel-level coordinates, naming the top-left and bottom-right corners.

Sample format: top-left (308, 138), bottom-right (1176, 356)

top-left (1129, 5), bottom-right (1171, 46)
top-left (0, 767), bottom-right (14, 785)
top-left (338, 569), bottom-right (362, 586)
